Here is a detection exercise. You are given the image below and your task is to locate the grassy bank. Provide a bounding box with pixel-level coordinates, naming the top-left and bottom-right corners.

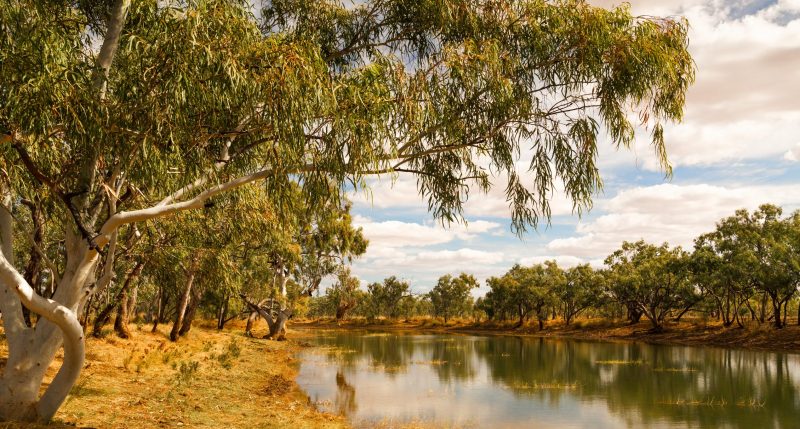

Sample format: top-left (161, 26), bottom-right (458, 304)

top-left (1, 322), bottom-right (347, 429)
top-left (294, 317), bottom-right (800, 353)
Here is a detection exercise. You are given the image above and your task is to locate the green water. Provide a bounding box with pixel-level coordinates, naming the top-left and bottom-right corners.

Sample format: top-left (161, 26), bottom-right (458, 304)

top-left (295, 330), bottom-right (800, 428)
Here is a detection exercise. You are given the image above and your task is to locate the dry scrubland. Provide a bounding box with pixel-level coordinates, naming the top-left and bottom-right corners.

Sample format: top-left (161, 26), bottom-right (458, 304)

top-left (0, 322), bottom-right (347, 429)
top-left (296, 317), bottom-right (800, 353)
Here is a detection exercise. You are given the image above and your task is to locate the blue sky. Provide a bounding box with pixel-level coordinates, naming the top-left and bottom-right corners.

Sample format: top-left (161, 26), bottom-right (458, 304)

top-left (345, 0), bottom-right (800, 296)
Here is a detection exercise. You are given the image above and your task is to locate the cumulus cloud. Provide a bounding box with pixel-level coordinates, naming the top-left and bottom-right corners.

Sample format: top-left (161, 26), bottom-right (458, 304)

top-left (783, 143), bottom-right (800, 161)
top-left (518, 254), bottom-right (587, 268)
top-left (354, 215), bottom-right (502, 248)
top-left (350, 216), bottom-right (507, 289)
top-left (351, 171), bottom-right (579, 221)
top-left (547, 183), bottom-right (800, 258)
top-left (591, 0), bottom-right (800, 170)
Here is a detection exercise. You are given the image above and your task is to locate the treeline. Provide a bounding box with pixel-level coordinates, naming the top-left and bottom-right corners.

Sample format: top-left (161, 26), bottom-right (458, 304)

top-left (309, 204), bottom-right (800, 330)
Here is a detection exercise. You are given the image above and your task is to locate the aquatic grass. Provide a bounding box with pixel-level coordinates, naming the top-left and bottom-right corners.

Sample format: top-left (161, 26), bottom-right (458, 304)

top-left (369, 363), bottom-right (407, 373)
top-left (658, 397), bottom-right (766, 408)
top-left (595, 360), bottom-right (645, 365)
top-left (736, 398), bottom-right (766, 408)
top-left (653, 367), bottom-right (698, 372)
top-left (411, 360), bottom-right (449, 366)
top-left (504, 381), bottom-right (580, 391)
top-left (658, 397), bottom-right (728, 407)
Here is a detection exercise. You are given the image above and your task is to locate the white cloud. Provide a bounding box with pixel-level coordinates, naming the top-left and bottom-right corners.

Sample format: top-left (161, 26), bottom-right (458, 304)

top-left (518, 254), bottom-right (587, 268)
top-left (350, 216), bottom-right (507, 289)
top-left (351, 170), bottom-right (579, 221)
top-left (547, 183), bottom-right (800, 258)
top-left (354, 215), bottom-right (501, 248)
top-left (590, 0), bottom-right (800, 170)
top-left (783, 143), bottom-right (800, 161)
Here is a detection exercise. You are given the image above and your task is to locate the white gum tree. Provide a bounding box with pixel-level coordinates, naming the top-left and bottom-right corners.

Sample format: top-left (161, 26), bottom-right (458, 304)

top-left (0, 0), bottom-right (693, 422)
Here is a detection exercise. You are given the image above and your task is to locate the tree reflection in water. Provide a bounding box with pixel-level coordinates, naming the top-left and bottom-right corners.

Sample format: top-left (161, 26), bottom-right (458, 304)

top-left (335, 371), bottom-right (357, 415)
top-left (297, 330), bottom-right (800, 428)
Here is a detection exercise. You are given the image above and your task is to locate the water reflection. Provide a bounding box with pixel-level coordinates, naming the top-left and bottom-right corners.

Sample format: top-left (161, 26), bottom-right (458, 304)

top-left (296, 330), bottom-right (800, 428)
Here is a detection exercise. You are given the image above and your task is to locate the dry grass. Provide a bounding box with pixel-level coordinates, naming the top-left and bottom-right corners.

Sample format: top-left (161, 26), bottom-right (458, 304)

top-left (2, 322), bottom-right (348, 428)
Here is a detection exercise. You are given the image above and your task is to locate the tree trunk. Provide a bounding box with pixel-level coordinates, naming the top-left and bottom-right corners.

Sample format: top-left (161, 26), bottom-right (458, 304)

top-left (772, 299), bottom-right (783, 329)
top-left (672, 303), bottom-right (694, 322)
top-left (115, 262), bottom-right (143, 340)
top-left (92, 261), bottom-right (144, 337)
top-left (245, 298), bottom-right (269, 336)
top-left (92, 299), bottom-right (116, 337)
top-left (515, 306), bottom-right (525, 328)
top-left (216, 295), bottom-right (229, 330)
top-left (241, 294), bottom-right (291, 340)
top-left (245, 309), bottom-right (259, 336)
top-left (113, 285), bottom-right (132, 339)
top-left (128, 280), bottom-right (139, 322)
top-left (265, 308), bottom-right (291, 340)
top-left (170, 255), bottom-right (199, 342)
top-left (20, 198), bottom-right (44, 327)
top-left (335, 299), bottom-right (355, 321)
top-left (626, 304), bottom-right (643, 324)
top-left (178, 294), bottom-right (200, 337)
top-left (0, 225), bottom-right (96, 422)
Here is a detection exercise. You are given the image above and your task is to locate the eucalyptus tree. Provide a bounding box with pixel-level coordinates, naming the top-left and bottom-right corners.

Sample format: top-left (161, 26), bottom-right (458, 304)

top-left (238, 185), bottom-right (368, 336)
top-left (710, 205), bottom-right (800, 328)
top-left (558, 264), bottom-right (604, 326)
top-left (518, 262), bottom-right (563, 330)
top-left (485, 262), bottom-right (561, 329)
top-left (605, 241), bottom-right (697, 331)
top-left (482, 275), bottom-right (516, 321)
top-left (295, 201), bottom-right (368, 296)
top-left (427, 273), bottom-right (478, 323)
top-left (691, 233), bottom-right (753, 328)
top-left (327, 267), bottom-right (363, 321)
top-left (0, 0), bottom-right (692, 422)
top-left (366, 276), bottom-right (411, 319)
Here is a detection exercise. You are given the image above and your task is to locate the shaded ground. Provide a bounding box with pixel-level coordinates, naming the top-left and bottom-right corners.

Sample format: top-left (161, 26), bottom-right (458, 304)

top-left (1, 322), bottom-right (347, 429)
top-left (295, 317), bottom-right (800, 353)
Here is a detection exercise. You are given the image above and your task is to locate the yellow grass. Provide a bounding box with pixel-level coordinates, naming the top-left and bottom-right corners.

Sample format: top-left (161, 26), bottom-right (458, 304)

top-left (2, 322), bottom-right (348, 428)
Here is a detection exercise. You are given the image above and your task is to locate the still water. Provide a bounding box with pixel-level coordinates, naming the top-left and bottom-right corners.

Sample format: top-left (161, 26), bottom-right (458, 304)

top-left (295, 330), bottom-right (800, 428)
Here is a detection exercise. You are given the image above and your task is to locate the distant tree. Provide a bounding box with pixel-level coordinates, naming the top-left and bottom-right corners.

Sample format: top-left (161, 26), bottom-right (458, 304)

top-left (485, 262), bottom-right (561, 329)
top-left (327, 267), bottom-right (362, 321)
top-left (367, 276), bottom-right (411, 319)
top-left (483, 275), bottom-right (518, 322)
top-left (690, 233), bottom-right (753, 328)
top-left (428, 273), bottom-right (478, 323)
top-left (708, 205), bottom-right (800, 328)
top-left (605, 241), bottom-right (697, 331)
top-left (557, 264), bottom-right (604, 326)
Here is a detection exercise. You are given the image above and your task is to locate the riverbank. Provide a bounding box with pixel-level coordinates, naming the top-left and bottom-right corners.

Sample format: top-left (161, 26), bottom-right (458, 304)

top-left (294, 317), bottom-right (800, 353)
top-left (0, 322), bottom-right (347, 429)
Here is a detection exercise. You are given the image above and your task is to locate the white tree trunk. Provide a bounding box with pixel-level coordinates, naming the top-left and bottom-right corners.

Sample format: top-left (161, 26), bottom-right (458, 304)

top-left (0, 201), bottom-right (95, 421)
